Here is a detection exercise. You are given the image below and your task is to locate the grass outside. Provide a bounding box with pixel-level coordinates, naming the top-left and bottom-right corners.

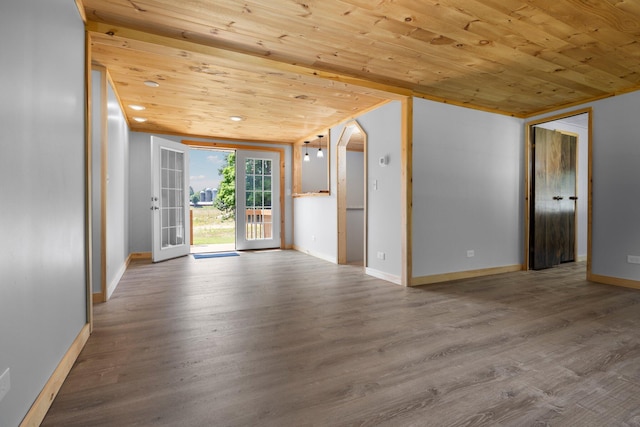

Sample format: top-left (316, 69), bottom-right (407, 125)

top-left (191, 206), bottom-right (235, 245)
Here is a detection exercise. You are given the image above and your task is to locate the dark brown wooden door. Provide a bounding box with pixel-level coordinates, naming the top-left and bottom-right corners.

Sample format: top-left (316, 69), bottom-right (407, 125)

top-left (530, 128), bottom-right (577, 270)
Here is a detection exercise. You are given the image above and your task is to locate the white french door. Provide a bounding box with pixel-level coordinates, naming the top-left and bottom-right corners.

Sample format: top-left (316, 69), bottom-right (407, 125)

top-left (151, 136), bottom-right (190, 262)
top-left (235, 150), bottom-right (280, 250)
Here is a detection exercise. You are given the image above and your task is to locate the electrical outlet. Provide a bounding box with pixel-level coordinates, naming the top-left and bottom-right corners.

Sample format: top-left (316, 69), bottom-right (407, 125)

top-left (0, 368), bottom-right (10, 403)
top-left (377, 251), bottom-right (386, 260)
top-left (628, 255), bottom-right (640, 264)
top-left (311, 235), bottom-right (316, 241)
top-left (467, 250), bottom-right (475, 258)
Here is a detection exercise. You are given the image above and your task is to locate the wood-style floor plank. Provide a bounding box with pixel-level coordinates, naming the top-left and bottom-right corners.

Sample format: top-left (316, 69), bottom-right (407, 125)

top-left (41, 251), bottom-right (640, 426)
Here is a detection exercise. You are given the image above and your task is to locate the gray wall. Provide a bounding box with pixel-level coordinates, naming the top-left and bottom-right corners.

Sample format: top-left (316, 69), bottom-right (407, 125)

top-left (129, 132), bottom-right (153, 253)
top-left (91, 70), bottom-right (103, 293)
top-left (412, 98), bottom-right (524, 277)
top-left (590, 93), bottom-right (640, 281)
top-left (346, 151), bottom-right (365, 263)
top-left (359, 101), bottom-right (403, 277)
top-left (347, 151), bottom-right (365, 207)
top-left (129, 132), bottom-right (293, 253)
top-left (293, 101), bottom-right (403, 279)
top-left (530, 92), bottom-right (640, 281)
top-left (301, 144), bottom-right (329, 193)
top-left (106, 81), bottom-right (130, 297)
top-left (0, 2), bottom-right (87, 426)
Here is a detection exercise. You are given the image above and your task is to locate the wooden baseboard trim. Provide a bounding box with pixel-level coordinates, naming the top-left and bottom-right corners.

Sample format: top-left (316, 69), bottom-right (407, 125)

top-left (92, 293), bottom-right (104, 303)
top-left (411, 264), bottom-right (523, 286)
top-left (365, 268), bottom-right (402, 285)
top-left (588, 273), bottom-right (640, 290)
top-left (20, 323), bottom-right (90, 427)
top-left (129, 252), bottom-right (151, 260)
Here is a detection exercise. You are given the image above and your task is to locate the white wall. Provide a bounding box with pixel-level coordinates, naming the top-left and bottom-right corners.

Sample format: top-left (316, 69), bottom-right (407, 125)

top-left (106, 81), bottom-right (130, 298)
top-left (129, 133), bottom-right (293, 252)
top-left (293, 195), bottom-right (338, 262)
top-left (412, 98), bottom-right (524, 277)
top-left (0, 2), bottom-right (87, 426)
top-left (536, 115), bottom-right (589, 259)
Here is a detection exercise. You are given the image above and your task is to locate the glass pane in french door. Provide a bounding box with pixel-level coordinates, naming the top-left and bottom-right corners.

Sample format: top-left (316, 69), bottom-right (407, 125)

top-left (244, 157), bottom-right (273, 240)
top-left (161, 148), bottom-right (185, 248)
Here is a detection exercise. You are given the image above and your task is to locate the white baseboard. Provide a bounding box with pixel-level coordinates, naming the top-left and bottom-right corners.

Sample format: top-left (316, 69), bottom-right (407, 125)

top-left (106, 257), bottom-right (128, 300)
top-left (292, 245), bottom-right (337, 264)
top-left (365, 267), bottom-right (402, 285)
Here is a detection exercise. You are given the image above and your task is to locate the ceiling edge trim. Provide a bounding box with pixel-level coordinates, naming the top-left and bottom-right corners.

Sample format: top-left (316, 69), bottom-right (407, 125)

top-left (133, 128), bottom-right (295, 145)
top-left (522, 85), bottom-right (640, 119)
top-left (412, 92), bottom-right (525, 118)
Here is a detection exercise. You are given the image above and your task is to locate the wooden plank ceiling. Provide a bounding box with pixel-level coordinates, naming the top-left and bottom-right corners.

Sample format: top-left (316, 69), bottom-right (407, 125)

top-left (83, 0), bottom-right (640, 143)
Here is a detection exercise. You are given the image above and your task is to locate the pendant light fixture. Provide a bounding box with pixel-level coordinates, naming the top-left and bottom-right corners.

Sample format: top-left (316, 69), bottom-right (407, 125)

top-left (317, 134), bottom-right (324, 158)
top-left (303, 140), bottom-right (310, 162)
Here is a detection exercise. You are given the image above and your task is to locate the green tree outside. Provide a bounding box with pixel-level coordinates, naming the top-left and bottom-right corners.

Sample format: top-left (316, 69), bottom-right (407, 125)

top-left (215, 152), bottom-right (236, 219)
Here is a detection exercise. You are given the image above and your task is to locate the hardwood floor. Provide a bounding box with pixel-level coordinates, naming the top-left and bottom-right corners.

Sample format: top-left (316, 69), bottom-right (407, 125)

top-left (42, 251), bottom-right (640, 426)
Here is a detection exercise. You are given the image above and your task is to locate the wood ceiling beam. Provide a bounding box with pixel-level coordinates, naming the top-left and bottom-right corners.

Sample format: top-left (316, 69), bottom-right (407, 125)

top-left (86, 21), bottom-right (527, 119)
top-left (86, 21), bottom-right (411, 100)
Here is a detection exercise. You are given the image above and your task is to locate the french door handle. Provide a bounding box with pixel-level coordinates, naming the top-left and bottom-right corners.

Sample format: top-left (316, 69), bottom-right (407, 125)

top-left (569, 196), bottom-right (578, 200)
top-left (553, 196), bottom-right (564, 200)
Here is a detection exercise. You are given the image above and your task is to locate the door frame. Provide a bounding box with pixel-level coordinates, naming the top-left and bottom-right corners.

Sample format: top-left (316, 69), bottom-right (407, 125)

top-left (337, 120), bottom-right (367, 266)
top-left (182, 140), bottom-right (286, 249)
top-left (235, 149), bottom-right (281, 250)
top-left (524, 107), bottom-right (593, 274)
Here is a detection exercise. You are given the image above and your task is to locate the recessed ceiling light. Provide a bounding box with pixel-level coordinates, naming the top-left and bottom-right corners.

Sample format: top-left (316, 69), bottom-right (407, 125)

top-left (144, 80), bottom-right (160, 88)
top-left (230, 116), bottom-right (243, 122)
top-left (133, 117), bottom-right (147, 123)
top-left (129, 104), bottom-right (146, 111)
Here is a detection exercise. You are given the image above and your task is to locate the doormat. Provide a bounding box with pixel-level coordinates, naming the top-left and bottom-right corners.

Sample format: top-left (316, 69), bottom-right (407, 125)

top-left (192, 252), bottom-right (239, 259)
